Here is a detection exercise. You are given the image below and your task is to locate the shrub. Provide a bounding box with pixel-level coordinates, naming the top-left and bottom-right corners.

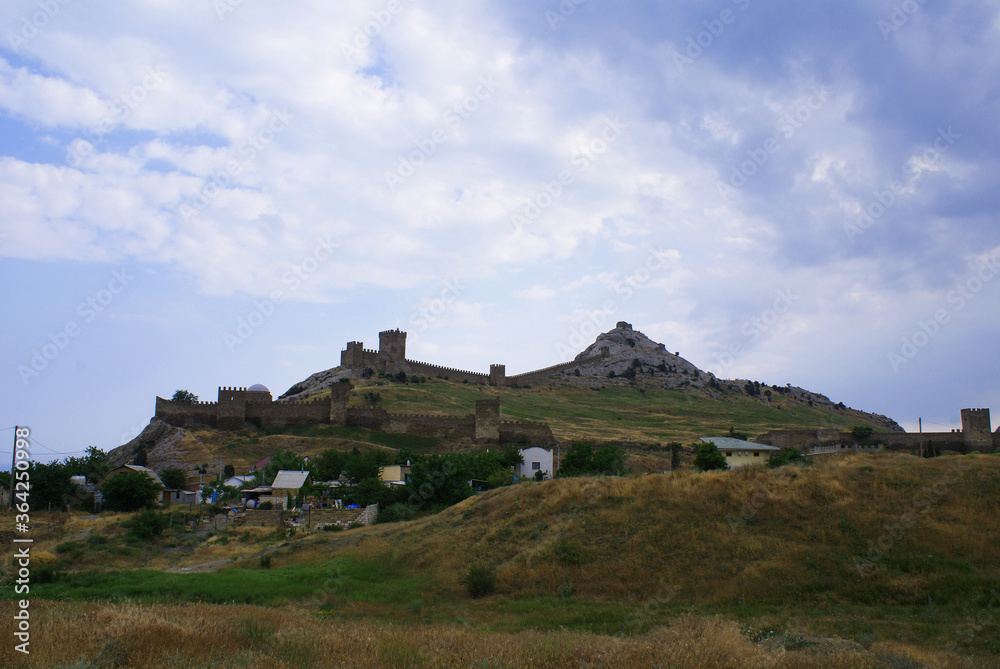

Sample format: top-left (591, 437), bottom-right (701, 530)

top-left (693, 442), bottom-right (728, 472)
top-left (851, 426), bottom-right (875, 443)
top-left (99, 471), bottom-right (162, 512)
top-left (768, 448), bottom-right (805, 469)
top-left (160, 467), bottom-right (187, 490)
top-left (260, 554), bottom-right (272, 569)
top-left (128, 509), bottom-right (170, 540)
top-left (461, 563), bottom-right (497, 598)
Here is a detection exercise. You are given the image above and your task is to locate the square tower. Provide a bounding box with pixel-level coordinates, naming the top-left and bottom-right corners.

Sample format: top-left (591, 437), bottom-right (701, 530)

top-left (378, 329), bottom-right (407, 362)
top-left (475, 398), bottom-right (500, 444)
top-left (961, 408), bottom-right (993, 451)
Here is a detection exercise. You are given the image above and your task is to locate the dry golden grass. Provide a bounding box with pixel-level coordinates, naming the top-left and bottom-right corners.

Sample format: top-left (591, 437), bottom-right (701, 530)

top-left (350, 453), bottom-right (1000, 608)
top-left (2, 599), bottom-right (986, 669)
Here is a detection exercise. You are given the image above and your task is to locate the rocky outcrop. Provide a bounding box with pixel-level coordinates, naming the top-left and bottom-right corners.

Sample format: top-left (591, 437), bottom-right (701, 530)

top-left (107, 419), bottom-right (201, 474)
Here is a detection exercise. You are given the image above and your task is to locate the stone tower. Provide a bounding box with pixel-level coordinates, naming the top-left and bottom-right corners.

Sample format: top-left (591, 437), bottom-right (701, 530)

top-left (961, 408), bottom-right (993, 451)
top-left (341, 341), bottom-right (365, 368)
top-left (378, 329), bottom-right (407, 362)
top-left (475, 398), bottom-right (500, 444)
top-left (489, 364), bottom-right (506, 387)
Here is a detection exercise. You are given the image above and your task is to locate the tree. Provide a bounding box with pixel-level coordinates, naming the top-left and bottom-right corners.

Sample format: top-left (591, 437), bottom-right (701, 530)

top-left (558, 443), bottom-right (626, 477)
top-left (315, 449), bottom-right (348, 481)
top-left (362, 391), bottom-right (382, 408)
top-left (693, 442), bottom-right (729, 472)
top-left (64, 447), bottom-right (111, 483)
top-left (172, 389), bottom-right (198, 404)
top-left (132, 448), bottom-right (148, 467)
top-left (27, 461), bottom-right (74, 511)
top-left (99, 471), bottom-right (163, 512)
top-left (767, 448), bottom-right (805, 469)
top-left (851, 426), bottom-right (875, 443)
top-left (223, 463), bottom-right (235, 479)
top-left (161, 467), bottom-right (188, 490)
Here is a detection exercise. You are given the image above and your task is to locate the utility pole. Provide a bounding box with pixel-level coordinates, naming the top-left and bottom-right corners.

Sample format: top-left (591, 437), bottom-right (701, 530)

top-left (918, 417), bottom-right (922, 433)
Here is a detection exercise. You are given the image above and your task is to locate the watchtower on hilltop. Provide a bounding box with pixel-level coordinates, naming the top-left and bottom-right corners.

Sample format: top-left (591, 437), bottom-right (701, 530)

top-left (379, 329), bottom-right (407, 362)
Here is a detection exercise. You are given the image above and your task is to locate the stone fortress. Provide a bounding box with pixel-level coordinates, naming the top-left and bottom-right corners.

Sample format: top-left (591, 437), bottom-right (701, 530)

top-left (153, 327), bottom-right (573, 446)
top-left (340, 328), bottom-right (612, 387)
top-left (153, 325), bottom-right (998, 456)
top-left (757, 407), bottom-right (999, 456)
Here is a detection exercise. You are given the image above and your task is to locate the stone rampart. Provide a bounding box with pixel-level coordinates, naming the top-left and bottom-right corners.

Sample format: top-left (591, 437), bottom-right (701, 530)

top-left (407, 359), bottom-right (490, 383)
top-left (499, 420), bottom-right (556, 447)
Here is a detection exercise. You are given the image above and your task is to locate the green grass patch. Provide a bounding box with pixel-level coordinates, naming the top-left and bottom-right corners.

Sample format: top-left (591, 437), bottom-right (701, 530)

top-left (11, 557), bottom-right (425, 606)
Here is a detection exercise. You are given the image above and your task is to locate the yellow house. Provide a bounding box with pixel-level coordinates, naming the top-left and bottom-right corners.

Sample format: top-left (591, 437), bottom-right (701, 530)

top-left (700, 437), bottom-right (780, 468)
top-left (379, 464), bottom-right (411, 486)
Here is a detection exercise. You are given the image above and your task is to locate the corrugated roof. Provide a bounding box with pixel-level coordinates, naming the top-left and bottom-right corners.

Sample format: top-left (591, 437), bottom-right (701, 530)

top-left (271, 470), bottom-right (310, 489)
top-left (123, 464), bottom-right (164, 485)
top-left (700, 437), bottom-right (780, 451)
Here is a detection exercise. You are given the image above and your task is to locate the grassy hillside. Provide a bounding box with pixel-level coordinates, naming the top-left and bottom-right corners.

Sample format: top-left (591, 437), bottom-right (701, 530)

top-left (307, 375), bottom-right (889, 444)
top-left (9, 452), bottom-right (1000, 667)
top-left (159, 376), bottom-right (890, 477)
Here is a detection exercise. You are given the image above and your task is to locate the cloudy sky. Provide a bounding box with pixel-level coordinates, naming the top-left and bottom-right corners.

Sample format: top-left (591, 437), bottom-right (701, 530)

top-left (2, 0), bottom-right (999, 466)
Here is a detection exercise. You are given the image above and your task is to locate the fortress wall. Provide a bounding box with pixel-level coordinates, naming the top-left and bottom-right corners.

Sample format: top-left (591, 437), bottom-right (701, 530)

top-left (248, 399), bottom-right (332, 427)
top-left (500, 420), bottom-right (555, 447)
top-left (386, 413), bottom-right (475, 439)
top-left (880, 432), bottom-right (967, 455)
top-left (346, 407), bottom-right (391, 431)
top-left (406, 359), bottom-right (489, 383)
top-left (508, 352), bottom-right (609, 384)
top-left (757, 428), bottom-right (968, 456)
top-left (155, 397), bottom-right (219, 428)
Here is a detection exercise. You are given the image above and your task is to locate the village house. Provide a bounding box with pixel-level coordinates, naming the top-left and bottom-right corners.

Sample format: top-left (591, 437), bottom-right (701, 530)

top-left (700, 437), bottom-right (780, 468)
top-left (515, 446), bottom-right (554, 479)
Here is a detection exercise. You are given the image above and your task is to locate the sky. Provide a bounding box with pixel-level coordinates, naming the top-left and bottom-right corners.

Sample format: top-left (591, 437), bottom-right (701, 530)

top-left (2, 0), bottom-right (999, 468)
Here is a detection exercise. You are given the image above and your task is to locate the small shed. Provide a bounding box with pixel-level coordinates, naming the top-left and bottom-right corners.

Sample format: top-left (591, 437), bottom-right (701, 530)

top-left (268, 470), bottom-right (311, 509)
top-left (379, 464), bottom-right (411, 486)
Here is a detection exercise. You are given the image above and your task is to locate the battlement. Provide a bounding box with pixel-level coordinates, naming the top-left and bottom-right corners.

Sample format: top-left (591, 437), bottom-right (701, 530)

top-left (408, 359), bottom-right (489, 380)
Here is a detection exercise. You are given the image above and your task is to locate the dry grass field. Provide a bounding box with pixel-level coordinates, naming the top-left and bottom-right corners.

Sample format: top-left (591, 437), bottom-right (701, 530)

top-left (4, 452), bottom-right (1000, 667)
top-left (1, 599), bottom-right (992, 669)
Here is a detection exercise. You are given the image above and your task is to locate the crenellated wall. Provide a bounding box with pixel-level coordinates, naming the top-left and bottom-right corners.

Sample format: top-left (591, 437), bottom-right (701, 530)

top-left (755, 411), bottom-right (993, 456)
top-left (339, 329), bottom-right (612, 387)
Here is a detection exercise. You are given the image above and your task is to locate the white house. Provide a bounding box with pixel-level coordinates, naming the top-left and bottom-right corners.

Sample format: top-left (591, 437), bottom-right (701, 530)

top-left (224, 475), bottom-right (254, 488)
top-left (700, 437), bottom-right (780, 468)
top-left (516, 447), bottom-right (554, 479)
